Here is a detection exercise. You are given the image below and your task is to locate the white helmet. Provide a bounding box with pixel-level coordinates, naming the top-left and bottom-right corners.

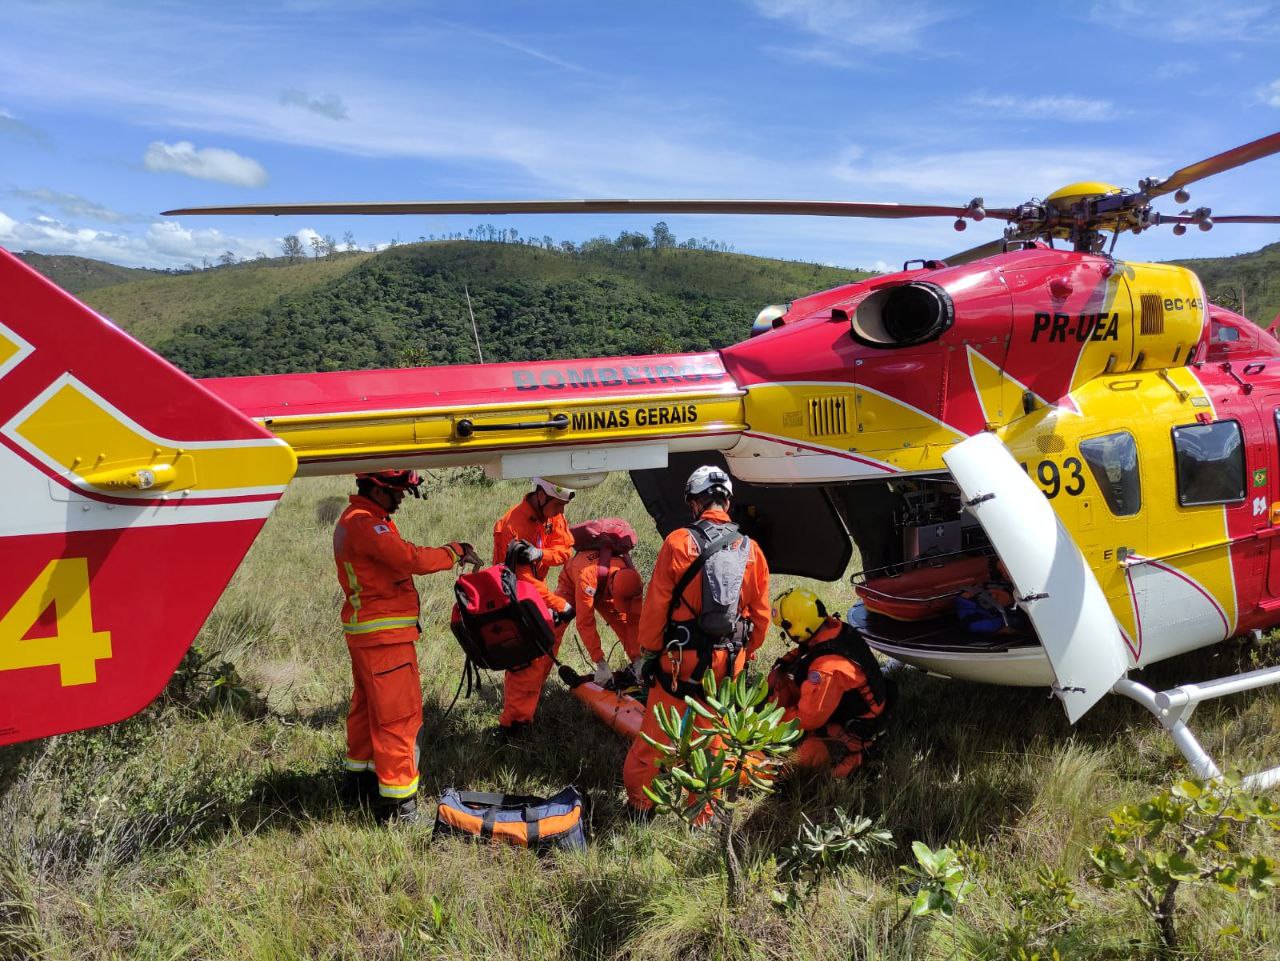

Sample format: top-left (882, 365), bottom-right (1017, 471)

top-left (685, 465), bottom-right (733, 499)
top-left (532, 477), bottom-right (576, 501)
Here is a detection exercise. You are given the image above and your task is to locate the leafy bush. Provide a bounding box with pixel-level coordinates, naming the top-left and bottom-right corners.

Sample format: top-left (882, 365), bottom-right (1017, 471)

top-left (772, 810), bottom-right (894, 914)
top-left (1089, 775), bottom-right (1280, 958)
top-left (643, 671), bottom-right (801, 899)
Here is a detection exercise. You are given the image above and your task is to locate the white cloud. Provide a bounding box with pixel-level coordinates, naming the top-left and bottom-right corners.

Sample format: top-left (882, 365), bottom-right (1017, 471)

top-left (828, 145), bottom-right (1164, 205)
top-left (1263, 79), bottom-right (1280, 107)
top-left (279, 89), bottom-right (349, 120)
top-left (1087, 1), bottom-right (1279, 42)
top-left (445, 22), bottom-right (594, 74)
top-left (11, 187), bottom-right (135, 224)
top-left (143, 141), bottom-right (268, 187)
top-left (0, 105), bottom-right (50, 145)
top-left (0, 208), bottom-right (283, 268)
top-left (964, 94), bottom-right (1118, 123)
top-left (749, 0), bottom-right (952, 54)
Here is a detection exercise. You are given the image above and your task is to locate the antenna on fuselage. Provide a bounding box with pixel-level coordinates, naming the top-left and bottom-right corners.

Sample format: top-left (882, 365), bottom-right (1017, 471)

top-left (463, 282), bottom-right (484, 364)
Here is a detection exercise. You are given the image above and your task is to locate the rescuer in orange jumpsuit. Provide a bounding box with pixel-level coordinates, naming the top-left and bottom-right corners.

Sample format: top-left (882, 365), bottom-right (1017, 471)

top-left (621, 465), bottom-right (771, 815)
top-left (491, 477), bottom-right (576, 735)
top-left (334, 469), bottom-right (481, 822)
top-left (768, 588), bottom-right (890, 777)
top-left (554, 549), bottom-right (645, 686)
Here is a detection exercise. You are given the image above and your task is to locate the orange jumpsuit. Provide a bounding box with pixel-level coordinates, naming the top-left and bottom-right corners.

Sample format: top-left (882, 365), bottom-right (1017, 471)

top-left (334, 494), bottom-right (461, 799)
top-left (767, 618), bottom-right (888, 778)
top-left (554, 551), bottom-right (644, 662)
top-left (622, 507), bottom-right (770, 810)
top-left (492, 494), bottom-right (574, 726)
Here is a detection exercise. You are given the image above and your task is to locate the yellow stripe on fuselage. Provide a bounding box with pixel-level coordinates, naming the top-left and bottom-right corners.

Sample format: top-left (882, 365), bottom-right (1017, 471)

top-left (11, 379), bottom-right (296, 495)
top-left (267, 390), bottom-right (747, 468)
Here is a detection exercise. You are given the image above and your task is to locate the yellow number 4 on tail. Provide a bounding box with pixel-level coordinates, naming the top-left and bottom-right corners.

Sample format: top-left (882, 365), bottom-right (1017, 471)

top-left (0, 558), bottom-right (112, 685)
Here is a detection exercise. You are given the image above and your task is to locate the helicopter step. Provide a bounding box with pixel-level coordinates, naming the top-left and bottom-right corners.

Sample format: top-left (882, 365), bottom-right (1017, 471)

top-left (1113, 668), bottom-right (1280, 791)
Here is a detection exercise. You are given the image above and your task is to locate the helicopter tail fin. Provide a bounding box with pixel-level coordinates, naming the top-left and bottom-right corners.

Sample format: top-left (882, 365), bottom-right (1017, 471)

top-left (0, 248), bottom-right (297, 746)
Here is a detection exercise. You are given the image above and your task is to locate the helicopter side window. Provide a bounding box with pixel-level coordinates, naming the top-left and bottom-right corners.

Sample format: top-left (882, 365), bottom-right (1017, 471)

top-left (1079, 431), bottom-right (1140, 516)
top-left (1172, 421), bottom-right (1246, 507)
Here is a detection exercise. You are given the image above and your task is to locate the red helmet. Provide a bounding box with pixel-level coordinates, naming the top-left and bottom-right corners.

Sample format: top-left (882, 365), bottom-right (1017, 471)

top-left (356, 469), bottom-right (423, 498)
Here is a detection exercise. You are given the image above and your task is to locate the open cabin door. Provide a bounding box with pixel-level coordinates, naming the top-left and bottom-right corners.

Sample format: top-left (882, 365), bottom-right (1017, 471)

top-left (943, 432), bottom-right (1130, 722)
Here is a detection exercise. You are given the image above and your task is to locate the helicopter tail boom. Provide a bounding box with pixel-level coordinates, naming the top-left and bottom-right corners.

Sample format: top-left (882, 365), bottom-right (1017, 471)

top-left (0, 249), bottom-right (297, 746)
top-left (201, 353), bottom-right (748, 482)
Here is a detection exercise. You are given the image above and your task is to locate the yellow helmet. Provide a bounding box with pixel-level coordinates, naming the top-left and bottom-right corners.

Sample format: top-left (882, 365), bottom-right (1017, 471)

top-left (771, 588), bottom-right (828, 643)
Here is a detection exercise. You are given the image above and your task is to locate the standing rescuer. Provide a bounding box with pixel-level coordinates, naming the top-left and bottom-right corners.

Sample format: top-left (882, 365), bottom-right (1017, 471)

top-left (768, 588), bottom-right (891, 777)
top-left (622, 465), bottom-right (771, 816)
top-left (492, 477), bottom-right (576, 736)
top-left (334, 469), bottom-right (481, 822)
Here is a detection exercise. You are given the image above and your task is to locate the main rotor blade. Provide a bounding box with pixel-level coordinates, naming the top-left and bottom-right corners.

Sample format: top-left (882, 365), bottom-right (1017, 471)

top-left (1158, 213), bottom-right (1280, 224)
top-left (1148, 131), bottom-right (1280, 199)
top-left (1199, 214), bottom-right (1280, 224)
top-left (162, 198), bottom-right (1020, 221)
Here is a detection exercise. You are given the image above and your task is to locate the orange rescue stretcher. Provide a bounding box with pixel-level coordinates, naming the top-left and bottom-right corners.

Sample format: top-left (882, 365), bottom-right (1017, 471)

top-left (558, 666), bottom-right (771, 783)
top-left (854, 554), bottom-right (991, 621)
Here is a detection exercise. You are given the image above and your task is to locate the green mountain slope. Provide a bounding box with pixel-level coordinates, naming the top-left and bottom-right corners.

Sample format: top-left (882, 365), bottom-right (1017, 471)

top-left (152, 243), bottom-right (863, 377)
top-left (1171, 241), bottom-right (1280, 327)
top-left (15, 251), bottom-right (158, 294)
top-left (81, 253), bottom-right (376, 345)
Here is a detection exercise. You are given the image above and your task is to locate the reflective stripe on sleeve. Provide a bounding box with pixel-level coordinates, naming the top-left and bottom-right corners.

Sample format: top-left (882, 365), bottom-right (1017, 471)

top-left (343, 561), bottom-right (362, 615)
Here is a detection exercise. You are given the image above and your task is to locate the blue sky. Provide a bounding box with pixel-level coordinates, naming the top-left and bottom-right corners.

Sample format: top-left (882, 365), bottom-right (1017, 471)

top-left (2, 0), bottom-right (1279, 271)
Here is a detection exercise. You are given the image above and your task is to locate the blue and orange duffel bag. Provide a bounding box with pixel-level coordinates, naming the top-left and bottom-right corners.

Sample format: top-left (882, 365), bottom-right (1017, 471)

top-left (433, 786), bottom-right (588, 853)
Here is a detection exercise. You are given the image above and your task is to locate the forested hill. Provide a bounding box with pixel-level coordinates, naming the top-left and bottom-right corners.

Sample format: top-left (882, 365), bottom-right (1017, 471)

top-left (1172, 240), bottom-right (1280, 328)
top-left (149, 243), bottom-right (861, 377)
top-left (15, 251), bottom-right (160, 294)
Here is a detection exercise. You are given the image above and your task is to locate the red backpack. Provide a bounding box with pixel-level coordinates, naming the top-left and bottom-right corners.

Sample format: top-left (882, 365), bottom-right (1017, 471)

top-left (569, 518), bottom-right (638, 599)
top-left (451, 564), bottom-right (556, 672)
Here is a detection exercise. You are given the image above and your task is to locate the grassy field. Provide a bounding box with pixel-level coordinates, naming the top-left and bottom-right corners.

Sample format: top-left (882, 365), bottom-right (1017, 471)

top-left (2, 473), bottom-right (1279, 960)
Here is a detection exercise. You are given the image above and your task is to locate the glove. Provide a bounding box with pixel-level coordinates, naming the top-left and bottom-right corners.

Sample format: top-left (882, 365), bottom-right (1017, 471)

top-left (638, 653), bottom-right (660, 688)
top-left (592, 660), bottom-right (612, 686)
top-left (448, 542), bottom-right (483, 570)
top-left (506, 539), bottom-right (543, 567)
top-left (552, 603), bottom-right (574, 626)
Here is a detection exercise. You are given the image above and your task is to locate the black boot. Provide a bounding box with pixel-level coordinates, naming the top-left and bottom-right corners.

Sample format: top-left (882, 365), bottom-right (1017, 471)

top-left (495, 720), bottom-right (531, 742)
top-left (341, 769), bottom-right (379, 807)
top-left (376, 794), bottom-right (420, 825)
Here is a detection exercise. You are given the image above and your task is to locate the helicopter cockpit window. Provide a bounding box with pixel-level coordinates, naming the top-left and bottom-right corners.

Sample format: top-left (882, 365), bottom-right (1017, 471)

top-left (1079, 431), bottom-right (1140, 516)
top-left (1211, 322), bottom-right (1240, 343)
top-left (1172, 421), bottom-right (1246, 507)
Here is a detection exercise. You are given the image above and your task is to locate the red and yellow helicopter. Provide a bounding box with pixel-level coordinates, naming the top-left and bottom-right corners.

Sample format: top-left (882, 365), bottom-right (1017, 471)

top-left (3, 132), bottom-right (1280, 786)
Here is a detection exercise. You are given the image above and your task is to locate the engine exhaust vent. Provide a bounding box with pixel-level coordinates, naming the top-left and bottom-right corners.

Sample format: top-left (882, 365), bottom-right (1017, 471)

top-left (808, 395), bottom-right (850, 437)
top-left (850, 282), bottom-right (954, 349)
top-left (1140, 292), bottom-right (1165, 336)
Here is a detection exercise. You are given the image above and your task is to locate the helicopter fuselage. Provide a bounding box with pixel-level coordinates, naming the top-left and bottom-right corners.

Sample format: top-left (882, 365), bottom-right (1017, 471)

top-left (198, 244), bottom-right (1280, 697)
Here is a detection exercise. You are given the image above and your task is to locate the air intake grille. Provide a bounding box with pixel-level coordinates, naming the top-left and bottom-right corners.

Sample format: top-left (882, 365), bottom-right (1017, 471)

top-left (808, 395), bottom-right (849, 437)
top-left (1140, 293), bottom-right (1164, 336)
top-left (1035, 432), bottom-right (1066, 454)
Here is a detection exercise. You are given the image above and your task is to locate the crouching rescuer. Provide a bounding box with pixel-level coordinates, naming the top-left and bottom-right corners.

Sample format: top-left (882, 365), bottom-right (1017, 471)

top-left (334, 470), bottom-right (481, 821)
top-left (768, 588), bottom-right (891, 777)
top-left (559, 518), bottom-right (645, 688)
top-left (622, 465), bottom-right (771, 815)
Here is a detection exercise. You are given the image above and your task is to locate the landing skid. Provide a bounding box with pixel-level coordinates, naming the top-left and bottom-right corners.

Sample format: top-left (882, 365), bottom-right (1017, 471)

top-left (1113, 665), bottom-right (1280, 791)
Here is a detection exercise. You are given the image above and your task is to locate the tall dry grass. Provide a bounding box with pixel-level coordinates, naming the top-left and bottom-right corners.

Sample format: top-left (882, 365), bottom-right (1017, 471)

top-left (2, 473), bottom-right (1278, 960)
